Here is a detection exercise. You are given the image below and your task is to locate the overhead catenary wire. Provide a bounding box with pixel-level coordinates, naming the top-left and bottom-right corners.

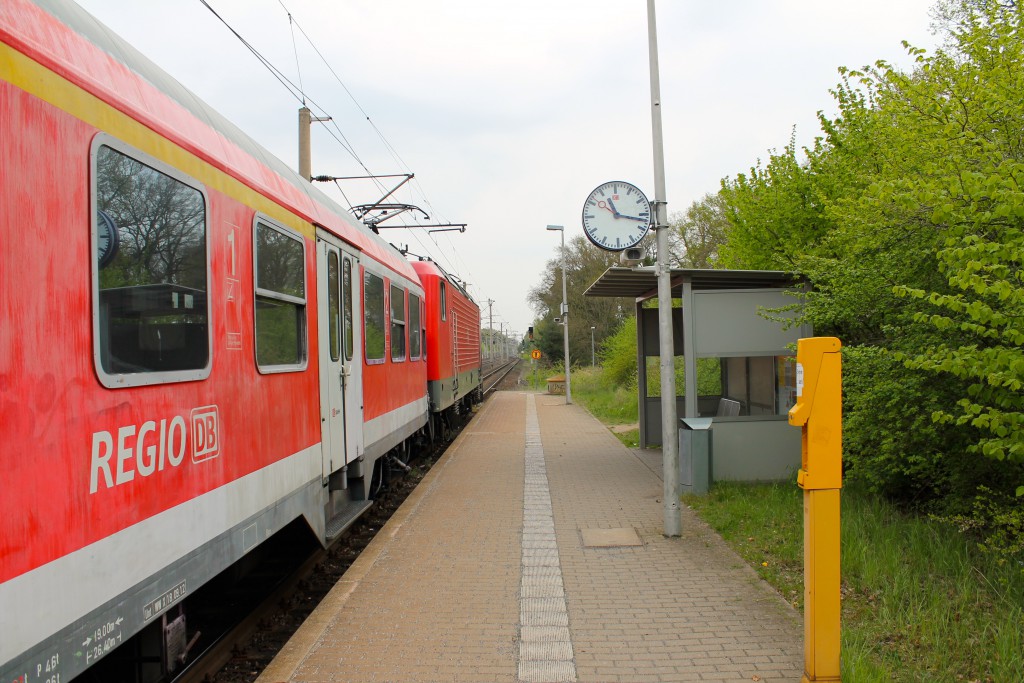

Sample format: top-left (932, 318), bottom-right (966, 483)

top-left (276, 1), bottom-right (488, 303)
top-left (197, 0), bottom-right (371, 179)
top-left (198, 0), bottom-right (491, 312)
top-left (283, 7), bottom-right (305, 106)
top-left (272, 3), bottom-right (473, 280)
top-left (266, 3), bottom-right (472, 241)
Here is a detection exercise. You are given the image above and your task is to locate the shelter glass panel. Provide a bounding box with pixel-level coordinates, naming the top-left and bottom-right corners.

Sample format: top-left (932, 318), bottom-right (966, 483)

top-left (644, 357), bottom-right (721, 398)
top-left (696, 355), bottom-right (796, 417)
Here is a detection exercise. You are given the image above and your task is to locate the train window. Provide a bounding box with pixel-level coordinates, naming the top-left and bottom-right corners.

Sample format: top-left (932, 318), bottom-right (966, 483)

top-left (328, 251), bottom-right (340, 362)
top-left (390, 284), bottom-right (407, 362)
top-left (92, 139), bottom-right (210, 387)
top-left (364, 271), bottom-right (385, 363)
top-left (440, 280), bottom-right (447, 321)
top-left (343, 257), bottom-right (354, 361)
top-left (409, 292), bottom-right (422, 360)
top-left (421, 299), bottom-right (427, 361)
top-left (254, 220), bottom-right (307, 371)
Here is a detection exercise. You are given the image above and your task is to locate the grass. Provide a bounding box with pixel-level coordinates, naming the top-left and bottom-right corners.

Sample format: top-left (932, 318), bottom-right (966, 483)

top-left (684, 483), bottom-right (804, 610)
top-left (686, 482), bottom-right (1024, 682)
top-left (564, 366), bottom-right (640, 448)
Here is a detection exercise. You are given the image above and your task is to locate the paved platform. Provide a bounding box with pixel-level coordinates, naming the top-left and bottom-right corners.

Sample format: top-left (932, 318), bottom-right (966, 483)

top-left (258, 392), bottom-right (803, 683)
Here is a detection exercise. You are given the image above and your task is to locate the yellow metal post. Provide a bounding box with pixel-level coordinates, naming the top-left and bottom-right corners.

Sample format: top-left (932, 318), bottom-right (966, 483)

top-left (788, 337), bottom-right (842, 683)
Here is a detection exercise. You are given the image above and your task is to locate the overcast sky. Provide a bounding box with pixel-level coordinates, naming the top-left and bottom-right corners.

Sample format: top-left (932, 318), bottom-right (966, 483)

top-left (75, 0), bottom-right (940, 336)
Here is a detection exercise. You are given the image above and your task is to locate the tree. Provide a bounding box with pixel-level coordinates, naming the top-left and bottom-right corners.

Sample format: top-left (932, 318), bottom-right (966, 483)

top-left (718, 130), bottom-right (832, 271)
top-left (715, 0), bottom-right (1024, 534)
top-left (667, 193), bottom-right (728, 269)
top-left (888, 0), bottom-right (1024, 495)
top-left (527, 235), bottom-right (632, 367)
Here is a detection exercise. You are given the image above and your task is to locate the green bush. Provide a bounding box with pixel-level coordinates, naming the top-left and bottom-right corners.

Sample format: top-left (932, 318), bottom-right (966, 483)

top-left (599, 316), bottom-right (637, 388)
top-left (840, 345), bottom-right (963, 500)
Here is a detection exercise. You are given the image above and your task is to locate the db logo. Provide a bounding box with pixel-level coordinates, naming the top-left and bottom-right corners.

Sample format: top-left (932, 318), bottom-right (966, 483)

top-left (190, 406), bottom-right (221, 463)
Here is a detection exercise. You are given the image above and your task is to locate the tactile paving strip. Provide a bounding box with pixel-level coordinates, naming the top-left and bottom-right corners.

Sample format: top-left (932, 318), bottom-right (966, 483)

top-left (518, 394), bottom-right (577, 683)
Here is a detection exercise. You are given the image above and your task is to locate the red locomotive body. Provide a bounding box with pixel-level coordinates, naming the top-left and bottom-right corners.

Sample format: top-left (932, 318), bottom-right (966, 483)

top-left (0, 1), bottom-right (474, 681)
top-left (413, 259), bottom-right (482, 420)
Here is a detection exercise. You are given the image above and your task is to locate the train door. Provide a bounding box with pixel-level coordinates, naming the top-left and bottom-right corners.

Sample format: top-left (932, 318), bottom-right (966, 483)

top-left (316, 232), bottom-right (363, 481)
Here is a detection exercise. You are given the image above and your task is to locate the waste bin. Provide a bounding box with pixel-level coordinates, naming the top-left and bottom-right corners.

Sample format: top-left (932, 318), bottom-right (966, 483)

top-left (679, 417), bottom-right (713, 495)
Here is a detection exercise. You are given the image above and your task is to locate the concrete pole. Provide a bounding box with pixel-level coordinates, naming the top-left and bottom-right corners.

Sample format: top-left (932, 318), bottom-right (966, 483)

top-left (299, 107), bottom-right (312, 182)
top-left (647, 0), bottom-right (680, 537)
top-left (298, 106), bottom-right (331, 182)
top-left (487, 299), bottom-right (494, 363)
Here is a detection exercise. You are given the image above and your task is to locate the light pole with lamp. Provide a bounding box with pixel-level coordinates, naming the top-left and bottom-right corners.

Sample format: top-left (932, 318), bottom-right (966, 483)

top-left (546, 224), bottom-right (572, 404)
top-left (591, 326), bottom-right (596, 367)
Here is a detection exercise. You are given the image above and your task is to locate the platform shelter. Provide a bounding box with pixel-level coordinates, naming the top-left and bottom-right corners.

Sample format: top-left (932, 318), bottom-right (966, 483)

top-left (585, 267), bottom-right (811, 487)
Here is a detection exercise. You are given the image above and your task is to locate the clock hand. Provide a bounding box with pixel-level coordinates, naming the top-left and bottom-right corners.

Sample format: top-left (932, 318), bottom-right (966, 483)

top-left (607, 197), bottom-right (621, 217)
top-left (596, 200), bottom-right (615, 214)
top-left (619, 214), bottom-right (650, 222)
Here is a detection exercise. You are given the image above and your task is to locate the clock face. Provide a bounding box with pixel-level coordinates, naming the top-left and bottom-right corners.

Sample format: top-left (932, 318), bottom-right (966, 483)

top-left (96, 209), bottom-right (119, 268)
top-left (581, 181), bottom-right (651, 251)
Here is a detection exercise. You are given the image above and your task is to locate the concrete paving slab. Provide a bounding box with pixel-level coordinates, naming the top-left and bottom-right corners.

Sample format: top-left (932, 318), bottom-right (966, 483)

top-left (258, 391), bottom-right (803, 683)
top-left (580, 527), bottom-right (643, 547)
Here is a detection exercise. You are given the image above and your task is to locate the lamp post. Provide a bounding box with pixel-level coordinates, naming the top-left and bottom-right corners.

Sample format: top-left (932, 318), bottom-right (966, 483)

top-left (546, 224), bottom-right (572, 404)
top-left (591, 326), bottom-right (596, 367)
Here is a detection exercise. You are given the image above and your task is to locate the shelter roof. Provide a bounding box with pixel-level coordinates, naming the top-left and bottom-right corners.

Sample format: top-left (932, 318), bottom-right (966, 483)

top-left (584, 267), bottom-right (803, 301)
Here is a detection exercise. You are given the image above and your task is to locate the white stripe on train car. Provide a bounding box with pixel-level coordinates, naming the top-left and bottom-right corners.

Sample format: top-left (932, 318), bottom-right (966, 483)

top-left (0, 444), bottom-right (320, 661)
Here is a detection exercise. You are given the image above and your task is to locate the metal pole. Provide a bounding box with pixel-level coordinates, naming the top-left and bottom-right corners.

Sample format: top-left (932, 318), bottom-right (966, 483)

top-left (648, 0), bottom-right (680, 537)
top-left (560, 230), bottom-right (572, 404)
top-left (591, 326), bottom-right (596, 367)
top-left (546, 225), bottom-right (572, 404)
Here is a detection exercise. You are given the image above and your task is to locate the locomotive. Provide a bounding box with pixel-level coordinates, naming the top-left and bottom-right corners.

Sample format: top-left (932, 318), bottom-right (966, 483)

top-left (0, 0), bottom-right (482, 681)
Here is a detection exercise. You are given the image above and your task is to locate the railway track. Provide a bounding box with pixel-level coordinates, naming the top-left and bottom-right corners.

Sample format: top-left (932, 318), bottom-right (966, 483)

top-left (481, 358), bottom-right (521, 395)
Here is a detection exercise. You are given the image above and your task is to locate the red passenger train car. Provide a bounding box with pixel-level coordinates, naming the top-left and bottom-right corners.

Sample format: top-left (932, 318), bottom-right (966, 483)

top-left (0, 1), bottom-right (480, 681)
